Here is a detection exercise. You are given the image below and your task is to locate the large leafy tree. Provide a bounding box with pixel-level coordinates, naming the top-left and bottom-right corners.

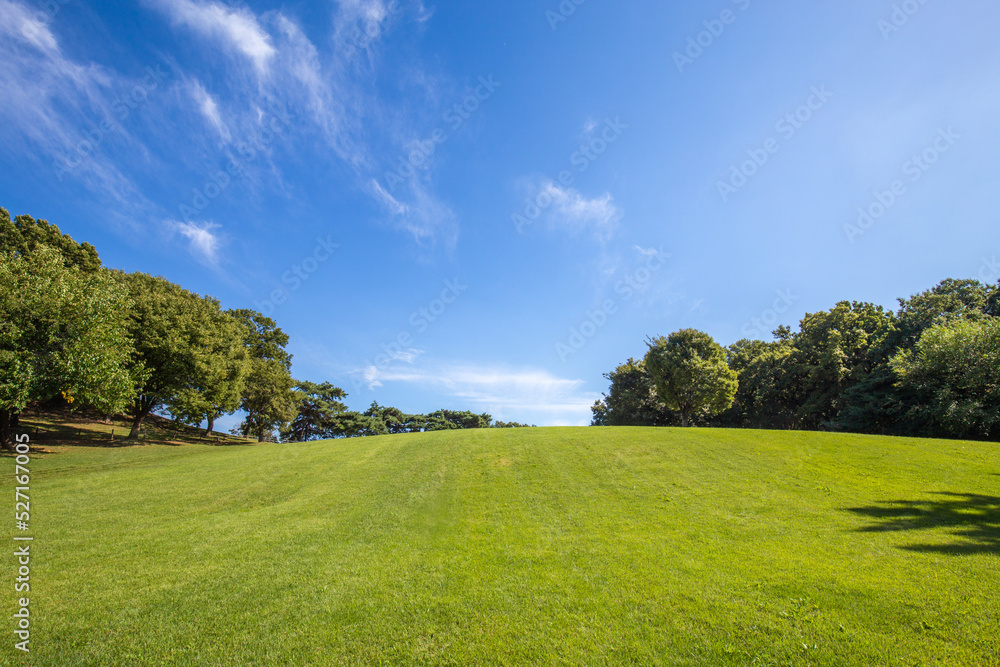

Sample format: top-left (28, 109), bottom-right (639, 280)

top-left (166, 310), bottom-right (249, 435)
top-left (890, 318), bottom-right (1000, 441)
top-left (788, 301), bottom-right (897, 430)
top-left (644, 330), bottom-right (738, 428)
top-left (0, 247), bottom-right (136, 448)
top-left (229, 309), bottom-right (298, 442)
top-left (0, 208), bottom-right (101, 272)
top-left (896, 278), bottom-right (995, 349)
top-left (720, 338), bottom-right (798, 429)
top-left (117, 272), bottom-right (238, 439)
top-left (591, 358), bottom-right (676, 426)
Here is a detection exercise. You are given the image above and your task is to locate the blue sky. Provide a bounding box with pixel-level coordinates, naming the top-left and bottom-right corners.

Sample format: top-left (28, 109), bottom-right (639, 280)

top-left (2, 0), bottom-right (999, 428)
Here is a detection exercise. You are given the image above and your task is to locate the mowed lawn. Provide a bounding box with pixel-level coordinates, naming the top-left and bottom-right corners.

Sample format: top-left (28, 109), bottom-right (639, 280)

top-left (7, 427), bottom-right (1000, 666)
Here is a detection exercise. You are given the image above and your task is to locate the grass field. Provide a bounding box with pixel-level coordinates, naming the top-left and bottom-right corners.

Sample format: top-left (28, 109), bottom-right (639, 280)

top-left (4, 427), bottom-right (999, 665)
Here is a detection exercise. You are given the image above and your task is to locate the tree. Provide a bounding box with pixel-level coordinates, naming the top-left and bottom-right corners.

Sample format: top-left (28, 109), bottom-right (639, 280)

top-left (166, 310), bottom-right (249, 436)
top-left (117, 272), bottom-right (236, 439)
top-left (0, 208), bottom-right (101, 272)
top-left (229, 309), bottom-right (298, 442)
top-left (281, 381), bottom-right (349, 442)
top-left (0, 247), bottom-right (136, 448)
top-left (644, 330), bottom-right (738, 427)
top-left (591, 358), bottom-right (677, 426)
top-left (789, 301), bottom-right (897, 430)
top-left (896, 278), bottom-right (995, 349)
top-left (890, 318), bottom-right (1000, 441)
top-left (720, 338), bottom-right (798, 429)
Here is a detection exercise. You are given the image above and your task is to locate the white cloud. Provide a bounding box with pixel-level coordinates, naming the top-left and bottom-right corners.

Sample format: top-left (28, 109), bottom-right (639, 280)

top-left (371, 178), bottom-right (409, 216)
top-left (372, 178), bottom-right (458, 250)
top-left (189, 80), bottom-right (230, 142)
top-left (360, 362), bottom-right (599, 424)
top-left (537, 181), bottom-right (621, 241)
top-left (159, 0), bottom-right (275, 74)
top-left (0, 0), bottom-right (58, 52)
top-left (168, 220), bottom-right (223, 265)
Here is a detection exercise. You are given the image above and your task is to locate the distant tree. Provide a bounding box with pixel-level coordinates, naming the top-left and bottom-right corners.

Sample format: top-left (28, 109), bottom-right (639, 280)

top-left (281, 381), bottom-right (350, 442)
top-left (591, 358), bottom-right (677, 426)
top-left (644, 330), bottom-right (738, 428)
top-left (0, 247), bottom-right (136, 449)
top-left (0, 208), bottom-right (101, 271)
top-left (890, 318), bottom-right (1000, 441)
top-left (229, 309), bottom-right (298, 442)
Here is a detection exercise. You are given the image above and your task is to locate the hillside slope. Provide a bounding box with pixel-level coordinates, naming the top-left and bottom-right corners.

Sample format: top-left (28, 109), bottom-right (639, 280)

top-left (8, 427), bottom-right (1000, 665)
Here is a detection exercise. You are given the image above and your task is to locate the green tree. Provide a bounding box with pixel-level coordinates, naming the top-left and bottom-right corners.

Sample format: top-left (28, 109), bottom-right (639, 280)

top-left (890, 318), bottom-right (1000, 441)
top-left (281, 381), bottom-right (349, 442)
top-left (591, 358), bottom-right (676, 426)
top-left (896, 278), bottom-right (995, 348)
top-left (117, 272), bottom-right (238, 439)
top-left (229, 309), bottom-right (298, 442)
top-left (0, 247), bottom-right (136, 448)
top-left (789, 301), bottom-right (897, 429)
top-left (720, 338), bottom-right (798, 429)
top-left (166, 310), bottom-right (249, 436)
top-left (644, 330), bottom-right (738, 427)
top-left (0, 208), bottom-right (101, 272)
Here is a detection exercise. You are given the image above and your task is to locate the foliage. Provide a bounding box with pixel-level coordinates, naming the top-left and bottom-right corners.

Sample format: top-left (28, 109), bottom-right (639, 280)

top-left (0, 247), bottom-right (137, 447)
top-left (643, 329), bottom-right (738, 427)
top-left (229, 309), bottom-right (299, 442)
top-left (590, 358), bottom-right (677, 426)
top-left (281, 381), bottom-right (350, 442)
top-left (890, 318), bottom-right (1000, 440)
top-left (0, 207), bottom-right (101, 271)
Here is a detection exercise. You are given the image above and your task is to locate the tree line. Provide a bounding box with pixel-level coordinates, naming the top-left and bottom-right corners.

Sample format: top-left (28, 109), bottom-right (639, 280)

top-left (0, 208), bottom-right (531, 449)
top-left (593, 279), bottom-right (1000, 441)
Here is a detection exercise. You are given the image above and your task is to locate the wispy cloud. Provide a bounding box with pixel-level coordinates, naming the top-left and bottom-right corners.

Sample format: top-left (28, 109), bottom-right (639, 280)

top-left (537, 181), bottom-right (621, 241)
top-left (189, 80), bottom-right (230, 142)
top-left (359, 361), bottom-right (599, 424)
top-left (158, 0), bottom-right (275, 74)
top-left (167, 219), bottom-right (223, 266)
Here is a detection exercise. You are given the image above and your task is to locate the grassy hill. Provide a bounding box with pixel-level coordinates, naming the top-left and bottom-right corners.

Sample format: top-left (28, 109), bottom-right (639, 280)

top-left (6, 426), bottom-right (999, 665)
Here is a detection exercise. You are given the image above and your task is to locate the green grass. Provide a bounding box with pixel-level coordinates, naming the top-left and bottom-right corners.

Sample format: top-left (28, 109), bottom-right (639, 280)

top-left (4, 427), bottom-right (999, 665)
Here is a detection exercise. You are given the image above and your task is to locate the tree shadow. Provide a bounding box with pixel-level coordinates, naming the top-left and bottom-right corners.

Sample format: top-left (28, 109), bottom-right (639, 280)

top-left (845, 492), bottom-right (1000, 555)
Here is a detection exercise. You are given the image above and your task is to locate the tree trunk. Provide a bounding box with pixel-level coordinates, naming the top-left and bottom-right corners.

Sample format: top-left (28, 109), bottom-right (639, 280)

top-left (0, 409), bottom-right (14, 451)
top-left (128, 397), bottom-right (156, 439)
top-left (257, 429), bottom-right (266, 443)
top-left (204, 415), bottom-right (215, 437)
top-left (680, 411), bottom-right (689, 428)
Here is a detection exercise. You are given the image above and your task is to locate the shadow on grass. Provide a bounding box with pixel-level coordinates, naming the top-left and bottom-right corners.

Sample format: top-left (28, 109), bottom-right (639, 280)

top-left (846, 492), bottom-right (1000, 555)
top-left (13, 406), bottom-right (253, 450)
